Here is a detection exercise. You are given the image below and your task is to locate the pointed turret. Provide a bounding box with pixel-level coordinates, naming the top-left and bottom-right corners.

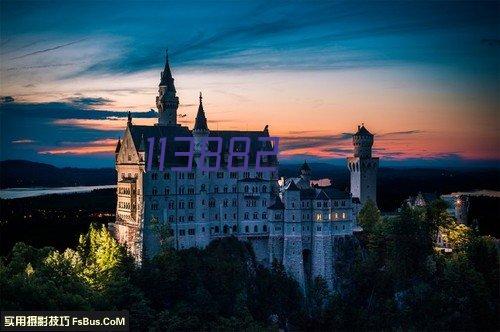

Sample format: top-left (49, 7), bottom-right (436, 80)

top-left (156, 49), bottom-right (179, 126)
top-left (127, 111), bottom-right (132, 125)
top-left (194, 92), bottom-right (209, 131)
top-left (300, 160), bottom-right (311, 172)
top-left (159, 50), bottom-right (176, 92)
top-left (299, 160), bottom-right (311, 187)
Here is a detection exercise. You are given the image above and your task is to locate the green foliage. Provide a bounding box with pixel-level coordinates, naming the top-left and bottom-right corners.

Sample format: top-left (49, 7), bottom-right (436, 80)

top-left (77, 224), bottom-right (125, 288)
top-left (357, 199), bottom-right (382, 234)
top-left (1, 202), bottom-right (498, 331)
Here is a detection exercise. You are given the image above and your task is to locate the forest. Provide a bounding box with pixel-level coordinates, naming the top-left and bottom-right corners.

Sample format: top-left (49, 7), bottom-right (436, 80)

top-left (0, 200), bottom-right (498, 331)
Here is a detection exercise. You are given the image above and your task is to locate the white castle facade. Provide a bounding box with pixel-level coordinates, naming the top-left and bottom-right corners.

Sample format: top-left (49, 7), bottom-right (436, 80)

top-left (110, 53), bottom-right (378, 290)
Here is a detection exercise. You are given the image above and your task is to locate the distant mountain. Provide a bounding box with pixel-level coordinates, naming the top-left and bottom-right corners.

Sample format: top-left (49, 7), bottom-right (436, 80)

top-left (0, 160), bottom-right (116, 189)
top-left (1, 160), bottom-right (498, 212)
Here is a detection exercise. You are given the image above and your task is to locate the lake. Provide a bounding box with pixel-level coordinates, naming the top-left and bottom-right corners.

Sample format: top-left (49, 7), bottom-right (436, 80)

top-left (0, 185), bottom-right (116, 199)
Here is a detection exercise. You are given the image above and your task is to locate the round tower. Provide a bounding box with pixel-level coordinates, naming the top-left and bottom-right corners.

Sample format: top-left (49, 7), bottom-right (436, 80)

top-left (347, 124), bottom-right (379, 206)
top-left (353, 124), bottom-right (374, 158)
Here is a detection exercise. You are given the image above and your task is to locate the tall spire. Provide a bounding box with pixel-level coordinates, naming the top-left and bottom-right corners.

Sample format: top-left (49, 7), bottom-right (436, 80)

top-left (159, 49), bottom-right (175, 92)
top-left (157, 49), bottom-right (179, 126)
top-left (194, 92), bottom-right (209, 131)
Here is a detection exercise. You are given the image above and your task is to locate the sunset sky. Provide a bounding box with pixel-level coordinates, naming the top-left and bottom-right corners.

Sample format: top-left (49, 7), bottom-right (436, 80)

top-left (1, 1), bottom-right (499, 167)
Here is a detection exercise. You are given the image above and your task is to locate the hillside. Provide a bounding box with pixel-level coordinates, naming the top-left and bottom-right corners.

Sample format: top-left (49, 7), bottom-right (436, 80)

top-left (0, 160), bottom-right (116, 188)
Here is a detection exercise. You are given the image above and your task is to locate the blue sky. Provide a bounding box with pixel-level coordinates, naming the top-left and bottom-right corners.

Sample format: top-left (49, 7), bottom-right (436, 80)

top-left (0, 1), bottom-right (499, 167)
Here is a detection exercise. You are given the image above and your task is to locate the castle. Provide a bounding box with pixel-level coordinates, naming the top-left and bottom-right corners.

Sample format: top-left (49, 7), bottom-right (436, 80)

top-left (109, 52), bottom-right (378, 290)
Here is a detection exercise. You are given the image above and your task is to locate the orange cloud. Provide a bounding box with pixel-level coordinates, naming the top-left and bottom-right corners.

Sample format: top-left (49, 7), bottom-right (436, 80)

top-left (39, 138), bottom-right (118, 155)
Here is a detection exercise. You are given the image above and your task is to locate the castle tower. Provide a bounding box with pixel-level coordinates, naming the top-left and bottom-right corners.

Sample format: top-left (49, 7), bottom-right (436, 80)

top-left (193, 92), bottom-right (209, 153)
top-left (282, 181), bottom-right (306, 290)
top-left (300, 161), bottom-right (311, 184)
top-left (347, 124), bottom-right (379, 206)
top-left (156, 50), bottom-right (179, 126)
top-left (311, 191), bottom-right (334, 290)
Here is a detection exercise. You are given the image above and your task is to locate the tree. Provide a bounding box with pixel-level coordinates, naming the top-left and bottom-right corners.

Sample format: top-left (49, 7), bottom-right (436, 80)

top-left (77, 224), bottom-right (125, 288)
top-left (357, 199), bottom-right (381, 234)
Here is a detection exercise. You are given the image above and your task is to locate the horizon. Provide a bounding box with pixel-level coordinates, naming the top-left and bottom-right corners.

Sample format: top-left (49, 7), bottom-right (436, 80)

top-left (2, 158), bottom-right (499, 170)
top-left (1, 1), bottom-right (499, 168)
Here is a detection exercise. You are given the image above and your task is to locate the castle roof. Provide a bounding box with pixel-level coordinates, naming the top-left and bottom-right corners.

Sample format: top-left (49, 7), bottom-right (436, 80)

top-left (285, 180), bottom-right (300, 191)
top-left (194, 92), bottom-right (209, 131)
top-left (355, 124), bottom-right (372, 136)
top-left (315, 190), bottom-right (330, 201)
top-left (323, 187), bottom-right (351, 199)
top-left (159, 50), bottom-right (176, 92)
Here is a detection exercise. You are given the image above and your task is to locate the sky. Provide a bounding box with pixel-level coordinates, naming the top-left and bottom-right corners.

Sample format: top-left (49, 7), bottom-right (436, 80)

top-left (0, 1), bottom-right (499, 168)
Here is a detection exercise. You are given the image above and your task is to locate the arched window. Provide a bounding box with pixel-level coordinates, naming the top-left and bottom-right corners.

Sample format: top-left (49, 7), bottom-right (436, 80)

top-left (223, 225), bottom-right (228, 234)
top-left (232, 225), bottom-right (237, 232)
top-left (245, 226), bottom-right (249, 233)
top-left (201, 184), bottom-right (206, 191)
top-left (262, 185), bottom-right (267, 193)
top-left (168, 201), bottom-right (174, 209)
top-left (244, 185), bottom-right (249, 193)
top-left (214, 226), bottom-right (219, 233)
top-left (254, 225), bottom-right (258, 232)
top-left (152, 187), bottom-right (158, 195)
top-left (244, 212), bottom-right (249, 219)
top-left (262, 212), bottom-right (267, 219)
top-left (263, 225), bottom-right (268, 232)
top-left (214, 186), bottom-right (219, 193)
top-left (224, 186), bottom-right (228, 193)
top-left (253, 212), bottom-right (258, 219)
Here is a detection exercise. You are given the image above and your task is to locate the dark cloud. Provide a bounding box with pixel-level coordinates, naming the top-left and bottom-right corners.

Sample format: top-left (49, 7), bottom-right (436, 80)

top-left (0, 96), bottom-right (15, 103)
top-left (322, 147), bottom-right (353, 154)
top-left (9, 38), bottom-right (88, 60)
top-left (0, 100), bottom-right (161, 166)
top-left (64, 1), bottom-right (499, 77)
top-left (3, 63), bottom-right (79, 71)
top-left (67, 96), bottom-right (114, 107)
top-left (179, 103), bottom-right (197, 108)
top-left (280, 134), bottom-right (352, 152)
top-left (379, 130), bottom-right (423, 137)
